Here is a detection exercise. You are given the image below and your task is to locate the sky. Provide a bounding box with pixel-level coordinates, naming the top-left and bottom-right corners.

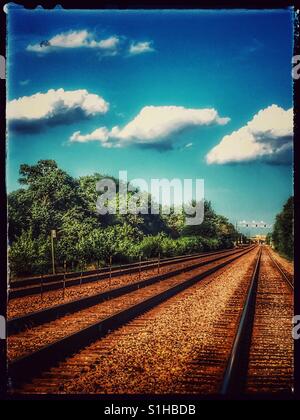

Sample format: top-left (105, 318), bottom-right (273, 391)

top-left (6, 6), bottom-right (294, 233)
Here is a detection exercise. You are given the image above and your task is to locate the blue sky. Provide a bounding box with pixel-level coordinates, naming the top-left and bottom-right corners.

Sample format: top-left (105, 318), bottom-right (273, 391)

top-left (6, 7), bottom-right (294, 232)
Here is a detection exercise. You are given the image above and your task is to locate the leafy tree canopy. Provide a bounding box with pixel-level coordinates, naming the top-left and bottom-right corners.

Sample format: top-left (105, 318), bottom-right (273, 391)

top-left (8, 160), bottom-right (239, 276)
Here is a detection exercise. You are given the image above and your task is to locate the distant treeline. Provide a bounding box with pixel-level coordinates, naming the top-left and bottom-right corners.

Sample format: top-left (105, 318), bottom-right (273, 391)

top-left (267, 196), bottom-right (293, 260)
top-left (8, 160), bottom-right (240, 277)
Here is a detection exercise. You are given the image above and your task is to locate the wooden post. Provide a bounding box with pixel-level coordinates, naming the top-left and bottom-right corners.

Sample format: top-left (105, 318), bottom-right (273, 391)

top-left (50, 230), bottom-right (56, 275)
top-left (139, 255), bottom-right (142, 280)
top-left (158, 252), bottom-right (160, 274)
top-left (80, 263), bottom-right (83, 287)
top-left (40, 274), bottom-right (43, 301)
top-left (62, 260), bottom-right (66, 299)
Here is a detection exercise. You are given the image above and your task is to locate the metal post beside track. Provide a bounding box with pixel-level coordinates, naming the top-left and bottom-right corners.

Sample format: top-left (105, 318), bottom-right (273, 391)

top-left (139, 255), bottom-right (142, 280)
top-left (40, 274), bottom-right (43, 301)
top-left (109, 256), bottom-right (112, 286)
top-left (158, 252), bottom-right (160, 274)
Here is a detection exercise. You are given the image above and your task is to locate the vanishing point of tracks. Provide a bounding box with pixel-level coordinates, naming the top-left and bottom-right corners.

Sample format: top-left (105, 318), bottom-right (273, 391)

top-left (8, 245), bottom-right (293, 396)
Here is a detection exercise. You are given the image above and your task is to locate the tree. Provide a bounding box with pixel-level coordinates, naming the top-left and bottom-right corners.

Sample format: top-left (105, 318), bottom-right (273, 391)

top-left (272, 197), bottom-right (293, 259)
top-left (8, 189), bottom-right (31, 242)
top-left (9, 229), bottom-right (51, 276)
top-left (265, 232), bottom-right (272, 245)
top-left (181, 201), bottom-right (218, 237)
top-left (8, 160), bottom-right (239, 276)
top-left (181, 201), bottom-right (237, 248)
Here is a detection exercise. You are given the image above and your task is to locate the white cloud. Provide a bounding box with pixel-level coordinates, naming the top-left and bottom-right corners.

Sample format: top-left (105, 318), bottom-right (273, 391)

top-left (27, 30), bottom-right (120, 53)
top-left (93, 36), bottom-right (119, 49)
top-left (111, 106), bottom-right (229, 143)
top-left (129, 41), bottom-right (154, 55)
top-left (69, 105), bottom-right (229, 150)
top-left (27, 30), bottom-right (156, 59)
top-left (49, 30), bottom-right (90, 48)
top-left (70, 127), bottom-right (112, 148)
top-left (7, 88), bottom-right (109, 133)
top-left (206, 105), bottom-right (293, 165)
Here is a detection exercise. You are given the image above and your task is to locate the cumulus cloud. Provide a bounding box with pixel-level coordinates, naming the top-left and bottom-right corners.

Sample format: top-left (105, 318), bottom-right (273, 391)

top-left (69, 105), bottom-right (230, 149)
top-left (26, 30), bottom-right (156, 59)
top-left (27, 30), bottom-right (120, 54)
top-left (111, 106), bottom-right (229, 143)
top-left (206, 105), bottom-right (293, 165)
top-left (90, 36), bottom-right (119, 50)
top-left (7, 88), bottom-right (109, 133)
top-left (70, 127), bottom-right (114, 148)
top-left (129, 41), bottom-right (154, 55)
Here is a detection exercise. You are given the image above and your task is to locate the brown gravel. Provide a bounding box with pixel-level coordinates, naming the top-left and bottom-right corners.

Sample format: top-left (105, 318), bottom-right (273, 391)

top-left (246, 247), bottom-right (293, 393)
top-left (8, 249), bottom-right (240, 320)
top-left (18, 248), bottom-right (259, 394)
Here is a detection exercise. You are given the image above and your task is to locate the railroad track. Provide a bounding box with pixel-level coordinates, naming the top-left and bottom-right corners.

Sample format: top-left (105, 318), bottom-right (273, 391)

top-left (9, 245), bottom-right (292, 395)
top-left (8, 246), bottom-right (255, 389)
top-left (220, 245), bottom-right (293, 395)
top-left (265, 247), bottom-right (294, 288)
top-left (8, 246), bottom-right (254, 334)
top-left (9, 247), bottom-right (246, 299)
top-left (245, 246), bottom-right (293, 394)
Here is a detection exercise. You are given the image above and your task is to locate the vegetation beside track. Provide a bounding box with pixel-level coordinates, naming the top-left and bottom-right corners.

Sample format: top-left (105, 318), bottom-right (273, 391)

top-left (9, 160), bottom-right (241, 276)
top-left (269, 196), bottom-right (293, 260)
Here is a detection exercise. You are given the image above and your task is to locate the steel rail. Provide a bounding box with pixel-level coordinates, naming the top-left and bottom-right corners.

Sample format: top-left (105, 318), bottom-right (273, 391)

top-left (8, 247), bottom-right (254, 335)
top-left (9, 247), bottom-right (252, 299)
top-left (265, 247), bottom-right (294, 290)
top-left (10, 248), bottom-right (235, 289)
top-left (220, 246), bottom-right (262, 395)
top-left (9, 246), bottom-right (255, 387)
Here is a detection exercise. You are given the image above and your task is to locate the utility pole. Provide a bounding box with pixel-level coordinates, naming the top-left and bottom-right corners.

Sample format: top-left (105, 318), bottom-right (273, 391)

top-left (50, 229), bottom-right (56, 275)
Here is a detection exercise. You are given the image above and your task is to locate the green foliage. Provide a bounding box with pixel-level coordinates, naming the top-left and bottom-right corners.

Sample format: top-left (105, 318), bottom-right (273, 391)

top-left (8, 189), bottom-right (31, 241)
top-left (272, 197), bottom-right (293, 259)
top-left (137, 234), bottom-right (165, 258)
top-left (161, 207), bottom-right (185, 238)
top-left (8, 160), bottom-right (239, 276)
top-left (9, 230), bottom-right (51, 276)
top-left (182, 201), bottom-right (236, 249)
top-left (265, 232), bottom-right (272, 245)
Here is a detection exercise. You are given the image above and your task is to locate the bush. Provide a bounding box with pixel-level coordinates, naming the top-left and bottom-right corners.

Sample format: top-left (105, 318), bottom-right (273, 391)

top-left (137, 234), bottom-right (164, 259)
top-left (9, 230), bottom-right (51, 276)
top-left (201, 238), bottom-right (220, 251)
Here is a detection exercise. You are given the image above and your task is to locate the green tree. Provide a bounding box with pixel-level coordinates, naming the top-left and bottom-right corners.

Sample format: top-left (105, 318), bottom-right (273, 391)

top-left (8, 160), bottom-right (240, 276)
top-left (9, 229), bottom-right (51, 276)
top-left (272, 197), bottom-right (293, 259)
top-left (8, 189), bottom-right (31, 241)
